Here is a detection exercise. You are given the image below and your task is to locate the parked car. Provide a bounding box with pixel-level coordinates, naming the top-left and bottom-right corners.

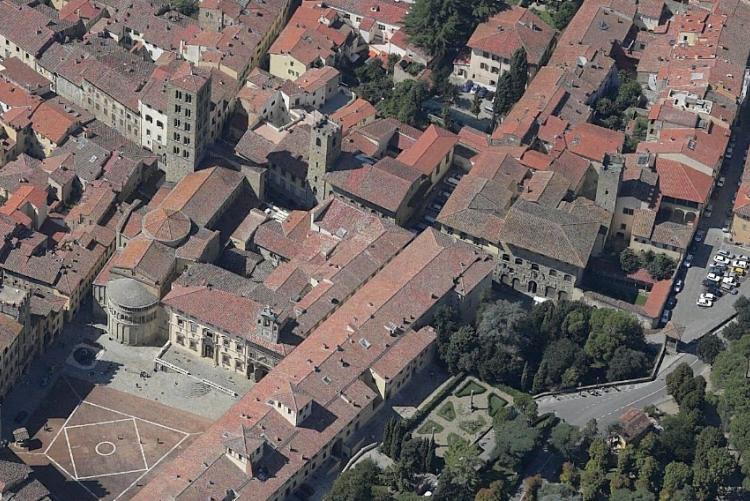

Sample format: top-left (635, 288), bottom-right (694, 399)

top-left (695, 230), bottom-right (705, 242)
top-left (734, 259), bottom-right (749, 269)
top-left (714, 255), bottom-right (731, 264)
top-left (673, 279), bottom-right (683, 292)
top-left (661, 309), bottom-right (672, 324)
top-left (705, 203), bottom-right (714, 217)
top-left (697, 297), bottom-right (713, 307)
top-left (684, 254), bottom-right (694, 267)
top-left (461, 80), bottom-right (474, 92)
top-left (704, 286), bottom-right (723, 297)
top-left (721, 282), bottom-right (737, 293)
top-left (738, 254), bottom-right (750, 261)
top-left (723, 276), bottom-right (738, 286)
top-left (710, 264), bottom-right (727, 274)
top-left (701, 292), bottom-right (718, 301)
top-left (476, 87), bottom-right (488, 98)
top-left (707, 272), bottom-right (722, 282)
top-left (718, 249), bottom-right (734, 258)
top-left (718, 176), bottom-right (726, 187)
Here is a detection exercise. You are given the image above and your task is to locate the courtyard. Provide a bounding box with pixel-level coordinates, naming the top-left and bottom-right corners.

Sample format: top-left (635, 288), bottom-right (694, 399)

top-left (12, 377), bottom-right (210, 500)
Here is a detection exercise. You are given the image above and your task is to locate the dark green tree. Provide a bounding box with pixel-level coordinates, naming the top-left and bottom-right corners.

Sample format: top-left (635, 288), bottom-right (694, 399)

top-left (585, 309), bottom-right (645, 364)
top-left (552, 0), bottom-right (581, 30)
top-left (549, 421), bottom-right (583, 460)
top-left (667, 363), bottom-right (695, 401)
top-left (620, 248), bottom-right (640, 273)
top-left (696, 334), bottom-right (724, 364)
top-left (692, 446), bottom-right (735, 499)
top-left (508, 48), bottom-right (528, 103)
top-left (607, 346), bottom-right (650, 381)
top-left (171, 0), bottom-right (198, 16)
top-left (660, 411), bottom-right (700, 463)
top-left (404, 0), bottom-right (469, 57)
top-left (609, 489), bottom-right (655, 501)
top-left (472, 0), bottom-right (506, 21)
top-left (581, 438), bottom-right (609, 501)
top-left (646, 253), bottom-right (676, 280)
top-left (471, 92), bottom-right (482, 117)
top-left (721, 321), bottom-right (747, 341)
top-left (491, 72), bottom-right (513, 126)
top-left (327, 459), bottom-right (383, 501)
top-left (493, 413), bottom-right (541, 469)
top-left (442, 437), bottom-right (481, 494)
top-left (661, 461), bottom-right (693, 500)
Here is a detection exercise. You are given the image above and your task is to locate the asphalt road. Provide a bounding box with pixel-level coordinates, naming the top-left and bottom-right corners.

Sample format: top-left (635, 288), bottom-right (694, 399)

top-left (537, 352), bottom-right (706, 429)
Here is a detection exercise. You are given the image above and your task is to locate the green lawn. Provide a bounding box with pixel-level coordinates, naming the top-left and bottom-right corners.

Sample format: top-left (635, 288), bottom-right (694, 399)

top-left (417, 419), bottom-right (444, 435)
top-left (447, 432), bottom-right (464, 447)
top-left (488, 393), bottom-right (508, 416)
top-left (456, 380), bottom-right (487, 398)
top-left (459, 415), bottom-right (487, 435)
top-left (635, 291), bottom-right (648, 306)
top-left (437, 401), bottom-right (456, 422)
top-left (531, 7), bottom-right (556, 28)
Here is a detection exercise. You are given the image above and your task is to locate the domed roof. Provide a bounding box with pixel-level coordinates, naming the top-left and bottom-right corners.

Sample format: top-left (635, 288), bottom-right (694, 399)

top-left (107, 278), bottom-right (158, 309)
top-left (142, 207), bottom-right (191, 245)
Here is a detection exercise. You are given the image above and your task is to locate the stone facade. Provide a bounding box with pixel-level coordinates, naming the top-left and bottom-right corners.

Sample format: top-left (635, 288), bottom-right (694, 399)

top-left (165, 77), bottom-right (211, 182)
top-left (495, 246), bottom-right (582, 301)
top-left (167, 305), bottom-right (285, 381)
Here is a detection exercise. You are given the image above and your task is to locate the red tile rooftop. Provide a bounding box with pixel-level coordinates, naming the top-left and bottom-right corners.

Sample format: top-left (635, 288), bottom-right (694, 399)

top-left (133, 229), bottom-right (494, 501)
top-left (396, 124), bottom-right (457, 176)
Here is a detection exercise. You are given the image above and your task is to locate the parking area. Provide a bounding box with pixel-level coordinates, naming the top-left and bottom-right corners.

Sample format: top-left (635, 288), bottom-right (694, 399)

top-left (670, 130), bottom-right (750, 342)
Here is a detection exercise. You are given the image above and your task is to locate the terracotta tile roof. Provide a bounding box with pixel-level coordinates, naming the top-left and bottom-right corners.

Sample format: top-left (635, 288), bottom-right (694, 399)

top-left (468, 6), bottom-right (557, 66)
top-left (65, 180), bottom-right (116, 226)
top-left (112, 237), bottom-right (175, 287)
top-left (326, 157), bottom-right (422, 214)
top-left (0, 1), bottom-right (56, 56)
top-left (0, 57), bottom-right (50, 93)
top-left (549, 150), bottom-right (592, 189)
top-left (637, 125), bottom-right (728, 175)
top-left (324, 0), bottom-right (409, 26)
top-left (59, 0), bottom-right (101, 22)
top-left (563, 122), bottom-right (624, 163)
top-left (296, 66), bottom-right (340, 93)
top-left (734, 181), bottom-right (750, 218)
top-left (520, 149), bottom-right (554, 170)
top-left (499, 199), bottom-right (600, 268)
top-left (162, 286), bottom-right (292, 355)
top-left (159, 167), bottom-right (246, 228)
top-left (631, 208), bottom-right (657, 239)
top-left (654, 157), bottom-right (712, 204)
top-left (491, 66), bottom-right (566, 142)
top-left (651, 220), bottom-right (692, 250)
top-left (520, 170), bottom-right (570, 207)
top-left (396, 124), bottom-right (457, 176)
top-left (134, 229), bottom-right (494, 501)
top-left (331, 98), bottom-right (377, 135)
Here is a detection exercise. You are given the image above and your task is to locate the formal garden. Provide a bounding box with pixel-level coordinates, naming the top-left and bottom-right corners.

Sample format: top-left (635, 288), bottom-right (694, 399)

top-left (412, 377), bottom-right (512, 456)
